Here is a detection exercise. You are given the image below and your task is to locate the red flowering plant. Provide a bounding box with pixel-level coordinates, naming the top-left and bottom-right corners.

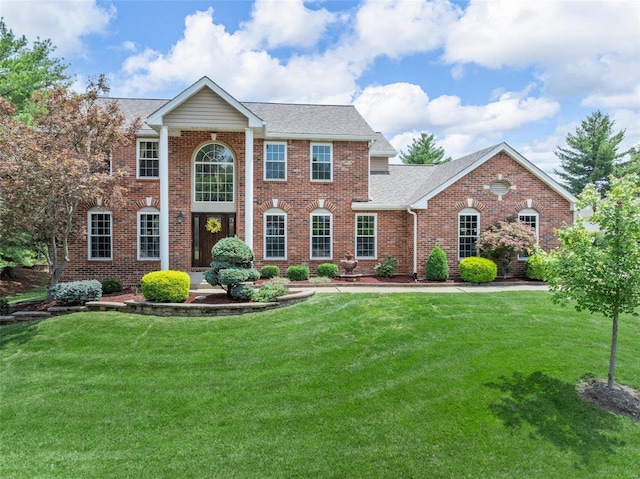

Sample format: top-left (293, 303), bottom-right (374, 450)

top-left (476, 219), bottom-right (537, 278)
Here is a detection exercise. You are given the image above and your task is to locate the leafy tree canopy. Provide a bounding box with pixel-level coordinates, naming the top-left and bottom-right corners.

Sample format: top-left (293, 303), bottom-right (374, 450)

top-left (553, 110), bottom-right (626, 196)
top-left (476, 219), bottom-right (537, 278)
top-left (0, 18), bottom-right (70, 121)
top-left (399, 132), bottom-right (451, 165)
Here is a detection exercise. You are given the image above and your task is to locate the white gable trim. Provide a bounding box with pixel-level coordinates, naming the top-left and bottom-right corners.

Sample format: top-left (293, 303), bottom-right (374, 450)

top-left (146, 76), bottom-right (264, 129)
top-left (410, 142), bottom-right (577, 210)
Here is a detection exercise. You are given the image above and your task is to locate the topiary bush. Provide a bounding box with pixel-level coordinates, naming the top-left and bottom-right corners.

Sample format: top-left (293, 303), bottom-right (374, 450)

top-left (49, 280), bottom-right (103, 305)
top-left (141, 270), bottom-right (190, 303)
top-left (101, 278), bottom-right (123, 294)
top-left (459, 257), bottom-right (497, 283)
top-left (525, 248), bottom-right (551, 281)
top-left (204, 236), bottom-right (260, 299)
top-left (374, 255), bottom-right (397, 278)
top-left (260, 265), bottom-right (280, 279)
top-left (286, 265), bottom-right (310, 281)
top-left (425, 245), bottom-right (449, 281)
top-left (253, 281), bottom-right (288, 303)
top-left (317, 263), bottom-right (339, 278)
top-left (231, 284), bottom-right (255, 302)
top-left (0, 297), bottom-right (9, 316)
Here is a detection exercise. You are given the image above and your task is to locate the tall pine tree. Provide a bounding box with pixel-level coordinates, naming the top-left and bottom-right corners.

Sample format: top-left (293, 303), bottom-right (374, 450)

top-left (554, 110), bottom-right (625, 196)
top-left (399, 132), bottom-right (451, 165)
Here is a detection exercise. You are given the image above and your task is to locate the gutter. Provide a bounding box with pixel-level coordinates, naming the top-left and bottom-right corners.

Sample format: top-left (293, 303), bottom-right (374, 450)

top-left (407, 207), bottom-right (418, 281)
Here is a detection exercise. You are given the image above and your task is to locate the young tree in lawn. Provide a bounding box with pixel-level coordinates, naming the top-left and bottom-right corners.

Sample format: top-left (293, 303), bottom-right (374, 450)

top-left (399, 132), bottom-right (451, 165)
top-left (0, 76), bottom-right (141, 288)
top-left (547, 175), bottom-right (640, 388)
top-left (476, 219), bottom-right (537, 278)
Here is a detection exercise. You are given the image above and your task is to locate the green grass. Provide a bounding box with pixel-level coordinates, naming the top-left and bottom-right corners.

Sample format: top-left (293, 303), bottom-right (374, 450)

top-left (4, 285), bottom-right (48, 305)
top-left (1, 292), bottom-right (639, 478)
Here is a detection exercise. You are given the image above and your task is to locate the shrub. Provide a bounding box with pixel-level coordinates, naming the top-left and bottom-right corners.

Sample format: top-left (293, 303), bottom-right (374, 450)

top-left (0, 297), bottom-right (9, 315)
top-left (231, 284), bottom-right (255, 302)
top-left (374, 255), bottom-right (397, 278)
top-left (525, 248), bottom-right (551, 281)
top-left (141, 270), bottom-right (190, 303)
top-left (101, 278), bottom-right (123, 294)
top-left (49, 280), bottom-right (102, 305)
top-left (260, 265), bottom-right (280, 279)
top-left (204, 237), bottom-right (260, 299)
top-left (476, 219), bottom-right (536, 278)
top-left (317, 263), bottom-right (339, 278)
top-left (253, 281), bottom-right (288, 303)
top-left (286, 265), bottom-right (310, 281)
top-left (459, 257), bottom-right (497, 283)
top-left (425, 245), bottom-right (449, 281)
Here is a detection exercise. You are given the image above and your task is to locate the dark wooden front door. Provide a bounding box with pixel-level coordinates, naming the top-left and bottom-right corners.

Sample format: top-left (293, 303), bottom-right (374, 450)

top-left (192, 213), bottom-right (235, 267)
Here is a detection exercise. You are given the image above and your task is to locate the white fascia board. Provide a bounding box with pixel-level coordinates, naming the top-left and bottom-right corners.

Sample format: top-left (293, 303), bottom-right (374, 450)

top-left (264, 132), bottom-right (376, 142)
top-left (351, 202), bottom-right (410, 211)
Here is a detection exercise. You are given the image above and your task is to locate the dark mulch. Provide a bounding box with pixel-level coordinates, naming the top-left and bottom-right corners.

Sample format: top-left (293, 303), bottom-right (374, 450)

top-left (579, 379), bottom-right (640, 422)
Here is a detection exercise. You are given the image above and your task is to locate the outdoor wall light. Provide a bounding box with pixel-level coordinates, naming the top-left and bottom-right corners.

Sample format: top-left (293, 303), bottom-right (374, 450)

top-left (177, 211), bottom-right (185, 223)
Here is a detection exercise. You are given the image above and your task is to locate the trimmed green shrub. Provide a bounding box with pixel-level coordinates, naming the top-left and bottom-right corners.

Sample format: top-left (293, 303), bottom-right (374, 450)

top-left (253, 281), bottom-right (288, 303)
top-left (0, 297), bottom-right (9, 315)
top-left (141, 270), bottom-right (190, 303)
top-left (231, 284), bottom-right (255, 302)
top-left (374, 255), bottom-right (397, 278)
top-left (286, 265), bottom-right (310, 281)
top-left (459, 257), bottom-right (497, 283)
top-left (317, 263), bottom-right (339, 278)
top-left (425, 245), bottom-right (449, 281)
top-left (260, 265), bottom-right (280, 279)
top-left (525, 248), bottom-right (551, 281)
top-left (204, 237), bottom-right (260, 299)
top-left (101, 278), bottom-right (123, 294)
top-left (49, 280), bottom-right (103, 305)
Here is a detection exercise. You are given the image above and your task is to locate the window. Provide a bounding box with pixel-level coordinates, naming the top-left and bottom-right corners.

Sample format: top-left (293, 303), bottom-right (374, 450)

top-left (89, 211), bottom-right (112, 260)
top-left (265, 142), bottom-right (286, 180)
top-left (194, 143), bottom-right (235, 202)
top-left (138, 210), bottom-right (160, 260)
top-left (264, 212), bottom-right (286, 259)
top-left (311, 143), bottom-right (332, 181)
top-left (311, 212), bottom-right (332, 259)
top-left (356, 214), bottom-right (376, 259)
top-left (137, 139), bottom-right (159, 178)
top-left (458, 209), bottom-right (479, 259)
top-left (518, 209), bottom-right (539, 259)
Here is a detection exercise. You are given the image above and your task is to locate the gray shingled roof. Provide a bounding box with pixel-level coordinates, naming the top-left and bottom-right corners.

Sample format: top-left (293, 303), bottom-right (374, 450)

top-left (96, 97), bottom-right (169, 132)
top-left (371, 132), bottom-right (397, 157)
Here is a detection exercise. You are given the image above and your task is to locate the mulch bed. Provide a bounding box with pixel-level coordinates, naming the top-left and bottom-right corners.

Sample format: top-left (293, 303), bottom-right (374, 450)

top-left (579, 379), bottom-right (640, 422)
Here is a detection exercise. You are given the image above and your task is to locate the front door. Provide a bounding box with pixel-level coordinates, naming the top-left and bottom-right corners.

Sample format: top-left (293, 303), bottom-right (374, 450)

top-left (192, 213), bottom-right (235, 267)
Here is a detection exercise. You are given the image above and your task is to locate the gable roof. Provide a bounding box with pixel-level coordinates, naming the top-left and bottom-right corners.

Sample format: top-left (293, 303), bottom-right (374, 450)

top-left (357, 142), bottom-right (577, 210)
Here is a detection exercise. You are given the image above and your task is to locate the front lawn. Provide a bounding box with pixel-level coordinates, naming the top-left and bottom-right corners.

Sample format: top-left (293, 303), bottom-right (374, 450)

top-left (1, 292), bottom-right (638, 478)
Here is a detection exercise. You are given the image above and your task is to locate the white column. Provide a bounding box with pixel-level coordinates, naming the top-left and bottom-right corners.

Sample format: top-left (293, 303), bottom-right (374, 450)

top-left (244, 128), bottom-right (254, 250)
top-left (159, 125), bottom-right (170, 270)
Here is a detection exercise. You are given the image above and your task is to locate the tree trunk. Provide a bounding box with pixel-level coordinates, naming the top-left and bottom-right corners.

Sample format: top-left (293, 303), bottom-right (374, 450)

top-left (607, 310), bottom-right (619, 388)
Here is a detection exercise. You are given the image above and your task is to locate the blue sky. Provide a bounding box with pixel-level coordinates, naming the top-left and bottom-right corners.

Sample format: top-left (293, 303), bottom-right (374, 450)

top-left (2, 0), bottom-right (638, 175)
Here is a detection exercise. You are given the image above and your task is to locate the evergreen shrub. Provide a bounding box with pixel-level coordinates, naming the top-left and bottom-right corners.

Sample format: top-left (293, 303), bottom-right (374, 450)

top-left (425, 245), bottom-right (449, 281)
top-left (101, 278), bottom-right (123, 294)
top-left (231, 284), bottom-right (255, 302)
top-left (286, 265), bottom-right (310, 281)
top-left (374, 255), bottom-right (397, 278)
top-left (49, 280), bottom-right (103, 305)
top-left (317, 263), bottom-right (339, 278)
top-left (253, 281), bottom-right (288, 303)
top-left (204, 237), bottom-right (260, 300)
top-left (260, 265), bottom-right (280, 279)
top-left (459, 257), bottom-right (497, 283)
top-left (141, 270), bottom-right (190, 302)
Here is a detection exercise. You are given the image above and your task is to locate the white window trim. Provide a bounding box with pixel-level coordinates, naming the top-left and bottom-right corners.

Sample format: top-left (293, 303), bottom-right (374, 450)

top-left (310, 142), bottom-right (333, 182)
top-left (310, 209), bottom-right (333, 260)
top-left (193, 142), bottom-right (236, 205)
top-left (264, 209), bottom-right (287, 260)
top-left (518, 209), bottom-right (539, 261)
top-left (137, 208), bottom-right (161, 261)
top-left (264, 141), bottom-right (287, 181)
top-left (458, 208), bottom-right (480, 260)
top-left (355, 213), bottom-right (377, 259)
top-left (136, 138), bottom-right (160, 179)
top-left (87, 209), bottom-right (112, 261)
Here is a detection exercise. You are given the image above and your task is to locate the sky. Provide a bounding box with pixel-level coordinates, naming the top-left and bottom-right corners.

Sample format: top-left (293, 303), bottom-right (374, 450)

top-left (1, 0), bottom-right (639, 176)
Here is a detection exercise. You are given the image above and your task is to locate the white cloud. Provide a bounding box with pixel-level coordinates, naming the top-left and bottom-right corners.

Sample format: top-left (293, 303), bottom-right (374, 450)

top-left (0, 0), bottom-right (114, 56)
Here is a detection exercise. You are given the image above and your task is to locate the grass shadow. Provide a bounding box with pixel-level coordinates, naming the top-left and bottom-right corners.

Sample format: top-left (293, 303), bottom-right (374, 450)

top-left (0, 321), bottom-right (39, 349)
top-left (487, 371), bottom-right (625, 467)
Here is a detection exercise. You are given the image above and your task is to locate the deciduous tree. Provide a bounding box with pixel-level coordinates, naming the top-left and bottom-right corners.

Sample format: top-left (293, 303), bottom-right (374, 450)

top-left (547, 175), bottom-right (640, 388)
top-left (399, 132), bottom-right (451, 165)
top-left (476, 219), bottom-right (537, 278)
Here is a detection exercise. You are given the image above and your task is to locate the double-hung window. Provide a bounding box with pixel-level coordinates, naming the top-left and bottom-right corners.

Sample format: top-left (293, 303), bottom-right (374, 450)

top-left (264, 212), bottom-right (286, 259)
top-left (518, 209), bottom-right (539, 259)
top-left (265, 142), bottom-right (286, 180)
top-left (311, 212), bottom-right (332, 259)
top-left (311, 143), bottom-right (332, 181)
top-left (458, 209), bottom-right (479, 259)
top-left (137, 139), bottom-right (159, 178)
top-left (138, 210), bottom-right (160, 260)
top-left (355, 214), bottom-right (376, 259)
top-left (89, 211), bottom-right (112, 260)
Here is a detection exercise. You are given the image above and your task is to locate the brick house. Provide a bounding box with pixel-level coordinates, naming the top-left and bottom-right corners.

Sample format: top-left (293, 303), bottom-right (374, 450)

top-left (63, 77), bottom-right (576, 285)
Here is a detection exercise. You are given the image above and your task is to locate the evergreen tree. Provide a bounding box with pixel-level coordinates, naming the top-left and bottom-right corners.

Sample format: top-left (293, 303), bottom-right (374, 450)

top-left (399, 132), bottom-right (451, 165)
top-left (425, 245), bottom-right (449, 281)
top-left (554, 111), bottom-right (625, 196)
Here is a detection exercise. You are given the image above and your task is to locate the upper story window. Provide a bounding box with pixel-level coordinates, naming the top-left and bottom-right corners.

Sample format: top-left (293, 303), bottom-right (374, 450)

top-left (265, 142), bottom-right (286, 181)
top-left (264, 210), bottom-right (286, 259)
top-left (194, 143), bottom-right (235, 203)
top-left (311, 143), bottom-right (332, 182)
top-left (458, 208), bottom-right (479, 259)
top-left (518, 208), bottom-right (539, 260)
top-left (88, 210), bottom-right (112, 260)
top-left (137, 139), bottom-right (159, 178)
top-left (311, 210), bottom-right (332, 259)
top-left (355, 214), bottom-right (376, 259)
top-left (138, 208), bottom-right (160, 260)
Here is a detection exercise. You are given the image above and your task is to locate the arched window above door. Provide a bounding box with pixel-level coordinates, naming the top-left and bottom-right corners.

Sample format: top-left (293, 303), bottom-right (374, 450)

top-left (194, 143), bottom-right (235, 203)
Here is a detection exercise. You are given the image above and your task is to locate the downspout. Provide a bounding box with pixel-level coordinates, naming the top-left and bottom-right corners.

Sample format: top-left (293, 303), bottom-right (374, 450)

top-left (407, 207), bottom-right (418, 281)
